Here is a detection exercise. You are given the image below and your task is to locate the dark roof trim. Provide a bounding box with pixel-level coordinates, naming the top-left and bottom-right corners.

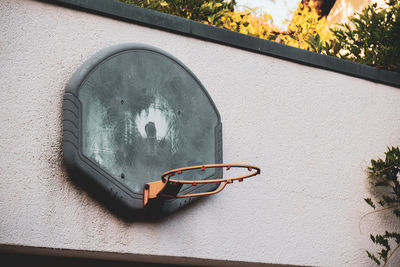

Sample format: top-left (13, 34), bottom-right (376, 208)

top-left (44, 0), bottom-right (400, 88)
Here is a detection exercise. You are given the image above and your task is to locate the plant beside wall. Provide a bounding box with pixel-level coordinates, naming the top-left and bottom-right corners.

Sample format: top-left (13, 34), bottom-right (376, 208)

top-left (308, 0), bottom-right (400, 72)
top-left (119, 0), bottom-right (399, 73)
top-left (119, 0), bottom-right (236, 26)
top-left (270, 0), bottom-right (332, 51)
top-left (365, 147), bottom-right (400, 266)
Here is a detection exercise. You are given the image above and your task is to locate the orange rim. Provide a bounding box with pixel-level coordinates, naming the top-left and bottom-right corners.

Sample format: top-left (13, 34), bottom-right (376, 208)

top-left (144, 164), bottom-right (261, 206)
top-left (161, 163), bottom-right (260, 184)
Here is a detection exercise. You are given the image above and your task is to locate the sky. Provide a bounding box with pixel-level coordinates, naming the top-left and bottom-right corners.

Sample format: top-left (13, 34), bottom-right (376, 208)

top-left (235, 0), bottom-right (300, 29)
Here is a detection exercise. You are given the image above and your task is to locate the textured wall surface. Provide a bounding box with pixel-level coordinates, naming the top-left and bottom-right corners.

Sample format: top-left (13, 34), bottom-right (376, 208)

top-left (1, 0), bottom-right (400, 266)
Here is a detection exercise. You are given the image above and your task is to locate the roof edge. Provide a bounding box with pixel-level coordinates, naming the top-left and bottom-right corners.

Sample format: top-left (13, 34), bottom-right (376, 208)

top-left (42, 0), bottom-right (400, 88)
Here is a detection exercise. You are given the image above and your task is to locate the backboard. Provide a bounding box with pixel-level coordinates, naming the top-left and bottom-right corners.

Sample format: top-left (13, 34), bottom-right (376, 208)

top-left (63, 44), bottom-right (222, 216)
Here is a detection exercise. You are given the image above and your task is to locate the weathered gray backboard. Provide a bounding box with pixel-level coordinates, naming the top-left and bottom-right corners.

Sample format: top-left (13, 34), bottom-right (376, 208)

top-left (63, 44), bottom-right (222, 217)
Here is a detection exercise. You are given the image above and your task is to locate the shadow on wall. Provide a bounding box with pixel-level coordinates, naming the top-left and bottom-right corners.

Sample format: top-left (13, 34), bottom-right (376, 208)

top-left (0, 253), bottom-right (186, 267)
top-left (0, 250), bottom-right (304, 267)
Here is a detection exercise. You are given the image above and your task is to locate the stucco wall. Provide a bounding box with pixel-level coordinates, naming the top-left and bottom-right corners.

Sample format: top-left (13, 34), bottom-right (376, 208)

top-left (1, 0), bottom-right (400, 266)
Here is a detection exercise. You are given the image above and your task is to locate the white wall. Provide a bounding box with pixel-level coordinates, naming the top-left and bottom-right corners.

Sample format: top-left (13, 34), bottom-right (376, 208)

top-left (1, 1), bottom-right (400, 266)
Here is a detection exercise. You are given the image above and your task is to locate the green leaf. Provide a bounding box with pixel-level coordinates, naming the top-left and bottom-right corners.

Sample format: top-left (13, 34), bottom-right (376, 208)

top-left (393, 209), bottom-right (400, 217)
top-left (367, 250), bottom-right (381, 265)
top-left (365, 198), bottom-right (376, 209)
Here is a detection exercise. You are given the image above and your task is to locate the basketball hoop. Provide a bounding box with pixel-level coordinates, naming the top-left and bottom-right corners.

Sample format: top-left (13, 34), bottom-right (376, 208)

top-left (143, 164), bottom-right (261, 206)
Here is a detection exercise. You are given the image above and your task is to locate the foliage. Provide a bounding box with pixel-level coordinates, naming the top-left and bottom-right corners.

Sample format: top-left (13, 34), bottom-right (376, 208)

top-left (305, 33), bottom-right (341, 56)
top-left (271, 1), bottom-right (332, 51)
top-left (308, 0), bottom-right (400, 72)
top-left (365, 146), bottom-right (400, 266)
top-left (119, 0), bottom-right (400, 73)
top-left (220, 10), bottom-right (278, 39)
top-left (119, 0), bottom-right (236, 26)
top-left (119, 0), bottom-right (324, 47)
